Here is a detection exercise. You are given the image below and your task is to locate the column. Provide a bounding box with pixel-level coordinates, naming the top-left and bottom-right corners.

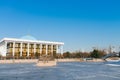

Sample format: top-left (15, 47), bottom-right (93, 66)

top-left (27, 43), bottom-right (29, 57)
top-left (60, 46), bottom-right (63, 54)
top-left (20, 42), bottom-right (23, 57)
top-left (34, 43), bottom-right (36, 54)
top-left (46, 44), bottom-right (48, 55)
top-left (56, 45), bottom-right (58, 54)
top-left (40, 44), bottom-right (42, 56)
top-left (5, 41), bottom-right (7, 56)
top-left (51, 44), bottom-right (53, 56)
top-left (13, 42), bottom-right (15, 57)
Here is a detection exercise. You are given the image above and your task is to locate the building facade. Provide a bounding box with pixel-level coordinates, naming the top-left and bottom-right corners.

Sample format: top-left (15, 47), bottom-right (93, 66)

top-left (0, 36), bottom-right (64, 59)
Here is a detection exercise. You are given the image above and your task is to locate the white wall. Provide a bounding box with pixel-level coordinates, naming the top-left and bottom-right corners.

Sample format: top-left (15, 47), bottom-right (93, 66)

top-left (0, 41), bottom-right (6, 56)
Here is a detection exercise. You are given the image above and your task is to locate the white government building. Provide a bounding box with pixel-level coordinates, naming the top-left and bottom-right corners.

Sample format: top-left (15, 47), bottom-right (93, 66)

top-left (0, 36), bottom-right (64, 59)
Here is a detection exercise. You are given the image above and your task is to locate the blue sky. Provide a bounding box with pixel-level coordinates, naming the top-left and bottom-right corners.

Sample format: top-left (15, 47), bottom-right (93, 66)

top-left (0, 0), bottom-right (120, 52)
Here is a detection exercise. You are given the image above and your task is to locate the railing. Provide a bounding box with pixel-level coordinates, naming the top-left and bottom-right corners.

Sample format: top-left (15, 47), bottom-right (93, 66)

top-left (38, 55), bottom-right (55, 62)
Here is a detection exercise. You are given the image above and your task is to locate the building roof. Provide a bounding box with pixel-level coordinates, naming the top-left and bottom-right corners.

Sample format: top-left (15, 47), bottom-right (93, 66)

top-left (0, 38), bottom-right (64, 45)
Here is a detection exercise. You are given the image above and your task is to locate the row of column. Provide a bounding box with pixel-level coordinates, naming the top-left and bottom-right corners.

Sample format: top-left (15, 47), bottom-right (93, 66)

top-left (5, 41), bottom-right (63, 57)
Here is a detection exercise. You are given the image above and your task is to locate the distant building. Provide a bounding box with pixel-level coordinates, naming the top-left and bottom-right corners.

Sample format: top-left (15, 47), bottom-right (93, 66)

top-left (0, 36), bottom-right (64, 59)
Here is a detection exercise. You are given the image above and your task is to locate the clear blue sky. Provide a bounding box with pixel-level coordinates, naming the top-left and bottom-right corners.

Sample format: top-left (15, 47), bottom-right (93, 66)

top-left (0, 0), bottom-right (120, 52)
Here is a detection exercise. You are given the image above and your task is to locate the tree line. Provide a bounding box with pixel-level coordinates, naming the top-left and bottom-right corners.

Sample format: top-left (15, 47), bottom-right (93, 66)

top-left (56, 49), bottom-right (107, 58)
